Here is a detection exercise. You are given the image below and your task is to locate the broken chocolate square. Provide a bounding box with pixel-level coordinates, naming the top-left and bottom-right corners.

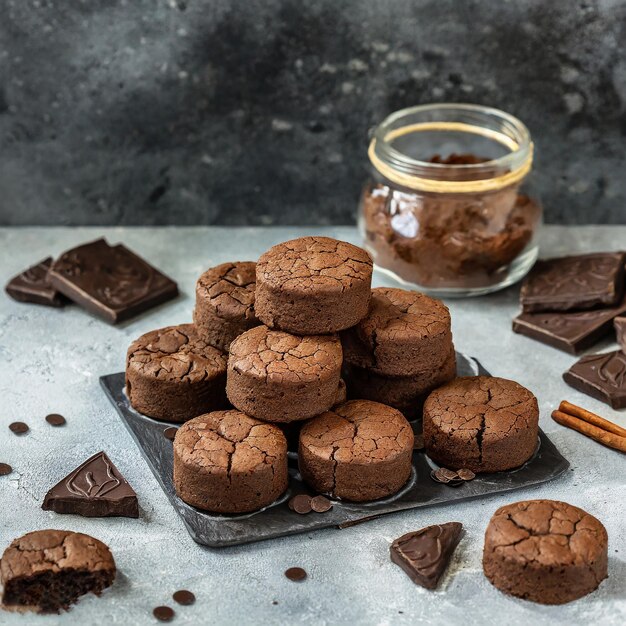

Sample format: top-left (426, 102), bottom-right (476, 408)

top-left (390, 522), bottom-right (463, 589)
top-left (48, 238), bottom-right (178, 324)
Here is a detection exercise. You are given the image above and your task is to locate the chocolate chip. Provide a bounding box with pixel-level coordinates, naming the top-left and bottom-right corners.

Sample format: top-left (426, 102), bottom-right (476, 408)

top-left (172, 589), bottom-right (195, 605)
top-left (163, 427), bottom-right (178, 441)
top-left (310, 495), bottom-right (332, 513)
top-left (0, 463), bottom-right (12, 476)
top-left (457, 468), bottom-right (476, 481)
top-left (438, 468), bottom-right (459, 481)
top-left (413, 434), bottom-right (425, 451)
top-left (285, 567), bottom-right (307, 582)
top-left (153, 606), bottom-right (175, 621)
top-left (9, 422), bottom-right (28, 435)
top-left (45, 413), bottom-right (66, 426)
top-left (290, 494), bottom-right (312, 514)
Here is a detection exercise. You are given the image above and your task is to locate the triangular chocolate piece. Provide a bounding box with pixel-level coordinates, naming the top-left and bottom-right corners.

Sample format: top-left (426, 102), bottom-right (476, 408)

top-left (42, 451), bottom-right (138, 518)
top-left (390, 522), bottom-right (463, 589)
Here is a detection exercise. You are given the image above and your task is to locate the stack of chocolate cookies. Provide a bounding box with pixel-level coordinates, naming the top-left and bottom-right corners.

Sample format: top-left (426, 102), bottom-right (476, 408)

top-left (124, 236), bottom-right (467, 513)
top-left (512, 252), bottom-right (626, 408)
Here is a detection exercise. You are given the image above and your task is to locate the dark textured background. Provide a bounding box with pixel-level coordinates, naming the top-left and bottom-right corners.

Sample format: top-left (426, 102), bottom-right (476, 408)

top-left (1, 0), bottom-right (625, 226)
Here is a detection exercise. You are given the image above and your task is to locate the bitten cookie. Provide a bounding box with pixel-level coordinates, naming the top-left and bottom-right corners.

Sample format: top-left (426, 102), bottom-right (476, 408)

top-left (423, 376), bottom-right (539, 473)
top-left (343, 350), bottom-right (456, 418)
top-left (341, 287), bottom-right (454, 377)
top-left (299, 400), bottom-right (414, 501)
top-left (255, 236), bottom-right (373, 334)
top-left (1, 530), bottom-right (116, 613)
top-left (126, 324), bottom-right (228, 423)
top-left (227, 325), bottom-right (343, 422)
top-left (193, 261), bottom-right (260, 351)
top-left (173, 410), bottom-right (288, 513)
top-left (483, 500), bottom-right (608, 604)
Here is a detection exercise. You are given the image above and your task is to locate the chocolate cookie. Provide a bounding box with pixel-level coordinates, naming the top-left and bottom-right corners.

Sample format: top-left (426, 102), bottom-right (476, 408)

top-left (298, 400), bottom-right (414, 501)
top-left (1, 530), bottom-right (116, 613)
top-left (126, 324), bottom-right (228, 423)
top-left (341, 287), bottom-right (454, 377)
top-left (343, 350), bottom-right (456, 418)
top-left (193, 261), bottom-right (260, 351)
top-left (255, 237), bottom-right (373, 334)
top-left (173, 410), bottom-right (288, 513)
top-left (483, 500), bottom-right (608, 604)
top-left (227, 325), bottom-right (343, 422)
top-left (423, 376), bottom-right (539, 473)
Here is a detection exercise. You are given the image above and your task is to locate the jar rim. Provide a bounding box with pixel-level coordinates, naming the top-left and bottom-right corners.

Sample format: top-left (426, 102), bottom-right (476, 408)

top-left (372, 102), bottom-right (532, 170)
top-left (369, 103), bottom-right (534, 193)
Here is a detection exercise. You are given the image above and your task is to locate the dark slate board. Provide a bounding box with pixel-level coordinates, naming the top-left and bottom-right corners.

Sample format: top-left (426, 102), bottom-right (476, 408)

top-left (100, 354), bottom-right (569, 547)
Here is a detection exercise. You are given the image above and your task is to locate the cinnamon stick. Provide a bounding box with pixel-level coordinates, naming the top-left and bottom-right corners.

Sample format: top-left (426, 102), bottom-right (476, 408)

top-left (559, 400), bottom-right (626, 438)
top-left (551, 410), bottom-right (626, 453)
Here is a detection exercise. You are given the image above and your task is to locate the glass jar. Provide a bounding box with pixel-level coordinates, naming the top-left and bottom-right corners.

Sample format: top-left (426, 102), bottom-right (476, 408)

top-left (359, 103), bottom-right (542, 296)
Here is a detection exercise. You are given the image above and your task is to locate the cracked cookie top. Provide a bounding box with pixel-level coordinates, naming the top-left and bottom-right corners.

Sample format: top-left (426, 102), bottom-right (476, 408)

top-left (424, 376), bottom-right (538, 441)
top-left (127, 324), bottom-right (227, 383)
top-left (196, 262), bottom-right (257, 321)
top-left (174, 410), bottom-right (286, 474)
top-left (229, 325), bottom-right (342, 385)
top-left (300, 400), bottom-right (413, 464)
top-left (256, 237), bottom-right (372, 293)
top-left (0, 530), bottom-right (115, 581)
top-left (485, 500), bottom-right (608, 567)
top-left (355, 287), bottom-right (451, 344)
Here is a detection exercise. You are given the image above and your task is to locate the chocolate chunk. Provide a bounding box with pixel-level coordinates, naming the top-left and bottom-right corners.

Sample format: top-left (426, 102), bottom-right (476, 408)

top-left (457, 468), bottom-right (476, 481)
top-left (290, 494), bottom-right (313, 515)
top-left (153, 606), bottom-right (175, 622)
top-left (45, 413), bottom-right (66, 426)
top-left (163, 427), bottom-right (178, 441)
top-left (48, 238), bottom-right (178, 324)
top-left (615, 316), bottom-right (626, 352)
top-left (0, 529), bottom-right (116, 613)
top-left (285, 567), bottom-right (307, 582)
top-left (9, 421), bottom-right (28, 435)
top-left (310, 495), bottom-right (333, 513)
top-left (172, 589), bottom-right (195, 605)
top-left (563, 350), bottom-right (626, 409)
top-left (520, 253), bottom-right (626, 313)
top-left (513, 295), bottom-right (626, 354)
top-left (0, 463), bottom-right (12, 476)
top-left (42, 451), bottom-right (139, 518)
top-left (390, 522), bottom-right (463, 589)
top-left (5, 257), bottom-right (67, 307)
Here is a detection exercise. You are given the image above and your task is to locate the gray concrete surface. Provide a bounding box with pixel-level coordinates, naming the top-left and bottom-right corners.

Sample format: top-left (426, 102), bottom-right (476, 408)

top-left (0, 225), bottom-right (624, 625)
top-left (1, 1), bottom-right (626, 226)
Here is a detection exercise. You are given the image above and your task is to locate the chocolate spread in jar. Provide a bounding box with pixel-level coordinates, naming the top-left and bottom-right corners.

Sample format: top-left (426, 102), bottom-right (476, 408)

top-left (361, 154), bottom-right (540, 289)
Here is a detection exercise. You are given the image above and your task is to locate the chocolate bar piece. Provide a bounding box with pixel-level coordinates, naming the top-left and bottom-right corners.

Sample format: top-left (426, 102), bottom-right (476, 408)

top-left (513, 295), bottom-right (626, 354)
top-left (5, 257), bottom-right (67, 307)
top-left (520, 253), bottom-right (625, 313)
top-left (563, 350), bottom-right (626, 410)
top-left (390, 522), bottom-right (463, 589)
top-left (42, 451), bottom-right (138, 518)
top-left (615, 316), bottom-right (626, 352)
top-left (48, 238), bottom-right (178, 324)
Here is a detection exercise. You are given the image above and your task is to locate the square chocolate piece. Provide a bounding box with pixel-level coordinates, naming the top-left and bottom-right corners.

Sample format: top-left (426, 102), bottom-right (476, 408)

top-left (513, 295), bottom-right (626, 354)
top-left (48, 239), bottom-right (178, 324)
top-left (520, 252), bottom-right (625, 313)
top-left (563, 350), bottom-right (626, 409)
top-left (615, 316), bottom-right (626, 352)
top-left (5, 257), bottom-right (67, 307)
